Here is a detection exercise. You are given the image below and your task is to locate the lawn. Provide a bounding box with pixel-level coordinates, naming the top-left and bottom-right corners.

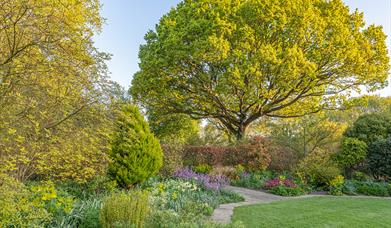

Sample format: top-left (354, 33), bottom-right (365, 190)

top-left (232, 197), bottom-right (391, 228)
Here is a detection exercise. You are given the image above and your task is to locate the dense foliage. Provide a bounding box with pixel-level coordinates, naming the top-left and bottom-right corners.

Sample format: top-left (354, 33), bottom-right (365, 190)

top-left (0, 0), bottom-right (124, 183)
top-left (334, 137), bottom-right (367, 177)
top-left (108, 104), bottom-right (163, 187)
top-left (367, 138), bottom-right (391, 180)
top-left (131, 0), bottom-right (389, 139)
top-left (344, 113), bottom-right (391, 146)
top-left (296, 149), bottom-right (341, 187)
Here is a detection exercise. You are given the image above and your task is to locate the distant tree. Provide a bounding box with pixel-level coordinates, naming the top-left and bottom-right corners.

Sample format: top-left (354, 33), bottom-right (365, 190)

top-left (367, 138), bottom-right (391, 181)
top-left (345, 113), bottom-right (391, 146)
top-left (333, 137), bottom-right (367, 177)
top-left (131, 0), bottom-right (390, 140)
top-left (147, 108), bottom-right (200, 144)
top-left (108, 104), bottom-right (163, 188)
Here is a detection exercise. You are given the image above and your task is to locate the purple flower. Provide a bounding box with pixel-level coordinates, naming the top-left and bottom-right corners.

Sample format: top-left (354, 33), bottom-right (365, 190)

top-left (173, 167), bottom-right (228, 191)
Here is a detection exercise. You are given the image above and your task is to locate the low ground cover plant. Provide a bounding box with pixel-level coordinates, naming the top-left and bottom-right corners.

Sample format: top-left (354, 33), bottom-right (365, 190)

top-left (264, 176), bottom-right (306, 196)
top-left (342, 180), bottom-right (391, 197)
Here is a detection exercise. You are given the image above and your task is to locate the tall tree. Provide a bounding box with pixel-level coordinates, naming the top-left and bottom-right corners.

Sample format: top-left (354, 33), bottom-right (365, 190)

top-left (0, 0), bottom-right (116, 181)
top-left (131, 0), bottom-right (390, 140)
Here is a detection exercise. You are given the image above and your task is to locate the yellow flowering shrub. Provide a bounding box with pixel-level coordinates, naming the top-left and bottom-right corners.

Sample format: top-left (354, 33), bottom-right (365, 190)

top-left (329, 175), bottom-right (345, 188)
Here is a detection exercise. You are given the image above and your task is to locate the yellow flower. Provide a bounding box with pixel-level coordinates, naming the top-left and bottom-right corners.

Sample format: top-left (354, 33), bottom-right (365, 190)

top-left (172, 192), bottom-right (178, 200)
top-left (329, 175), bottom-right (344, 187)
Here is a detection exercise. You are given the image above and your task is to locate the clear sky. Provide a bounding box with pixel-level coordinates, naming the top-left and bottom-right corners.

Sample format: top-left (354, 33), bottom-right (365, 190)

top-left (93, 0), bottom-right (391, 96)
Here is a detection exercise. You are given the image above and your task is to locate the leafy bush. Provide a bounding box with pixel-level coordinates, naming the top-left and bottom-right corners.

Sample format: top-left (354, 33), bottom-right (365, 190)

top-left (268, 144), bottom-right (300, 172)
top-left (342, 180), bottom-right (390, 197)
top-left (367, 138), bottom-right (391, 180)
top-left (328, 175), bottom-right (345, 196)
top-left (231, 136), bottom-right (272, 172)
top-left (194, 164), bottom-right (213, 174)
top-left (108, 104), bottom-right (163, 188)
top-left (345, 113), bottom-right (391, 146)
top-left (100, 191), bottom-right (150, 228)
top-left (183, 137), bottom-right (272, 172)
top-left (296, 149), bottom-right (341, 188)
top-left (160, 144), bottom-right (184, 177)
top-left (333, 137), bottom-right (367, 176)
top-left (183, 146), bottom-right (227, 166)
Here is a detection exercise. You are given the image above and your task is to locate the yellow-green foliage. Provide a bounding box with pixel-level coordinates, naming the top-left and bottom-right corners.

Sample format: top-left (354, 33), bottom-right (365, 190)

top-left (30, 180), bottom-right (74, 215)
top-left (329, 175), bottom-right (345, 188)
top-left (100, 191), bottom-right (150, 228)
top-left (296, 149), bottom-right (341, 186)
top-left (108, 104), bottom-right (163, 187)
top-left (131, 0), bottom-right (389, 140)
top-left (0, 174), bottom-right (50, 227)
top-left (0, 0), bottom-right (114, 183)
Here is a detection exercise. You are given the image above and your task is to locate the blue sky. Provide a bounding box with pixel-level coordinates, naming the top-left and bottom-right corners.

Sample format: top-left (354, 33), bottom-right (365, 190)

top-left (94, 0), bottom-right (391, 96)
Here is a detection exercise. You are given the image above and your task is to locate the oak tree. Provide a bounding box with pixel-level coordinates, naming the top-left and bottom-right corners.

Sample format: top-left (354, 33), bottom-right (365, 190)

top-left (131, 0), bottom-right (390, 140)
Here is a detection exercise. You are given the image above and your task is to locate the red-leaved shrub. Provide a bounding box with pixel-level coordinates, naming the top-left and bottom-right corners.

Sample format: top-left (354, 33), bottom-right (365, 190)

top-left (183, 136), bottom-right (272, 172)
top-left (268, 145), bottom-right (300, 172)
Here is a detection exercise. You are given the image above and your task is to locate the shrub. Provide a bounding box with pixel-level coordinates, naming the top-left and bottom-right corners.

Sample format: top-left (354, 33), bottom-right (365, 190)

top-left (194, 164), bottom-right (212, 174)
top-left (268, 144), bottom-right (300, 172)
top-left (333, 137), bottom-right (367, 177)
top-left (231, 137), bottom-right (272, 172)
top-left (100, 191), bottom-right (150, 228)
top-left (296, 149), bottom-right (341, 187)
top-left (345, 113), bottom-right (391, 146)
top-left (328, 175), bottom-right (345, 196)
top-left (0, 174), bottom-right (50, 227)
top-left (183, 137), bottom-right (271, 172)
top-left (367, 138), bottom-right (391, 180)
top-left (160, 144), bottom-right (184, 177)
top-left (183, 146), bottom-right (226, 166)
top-left (108, 104), bottom-right (163, 188)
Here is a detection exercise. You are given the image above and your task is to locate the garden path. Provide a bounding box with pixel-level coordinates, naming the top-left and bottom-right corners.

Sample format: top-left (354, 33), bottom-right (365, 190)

top-left (211, 185), bottom-right (319, 224)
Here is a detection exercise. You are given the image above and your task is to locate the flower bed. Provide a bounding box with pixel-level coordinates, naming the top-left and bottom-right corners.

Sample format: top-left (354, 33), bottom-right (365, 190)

top-left (264, 176), bottom-right (306, 196)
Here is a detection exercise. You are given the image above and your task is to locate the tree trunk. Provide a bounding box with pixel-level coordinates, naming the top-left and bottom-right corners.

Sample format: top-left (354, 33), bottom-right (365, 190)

top-left (234, 124), bottom-right (248, 141)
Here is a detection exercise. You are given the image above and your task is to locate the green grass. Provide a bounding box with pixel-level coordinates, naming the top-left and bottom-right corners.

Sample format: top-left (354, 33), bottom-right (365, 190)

top-left (232, 197), bottom-right (391, 228)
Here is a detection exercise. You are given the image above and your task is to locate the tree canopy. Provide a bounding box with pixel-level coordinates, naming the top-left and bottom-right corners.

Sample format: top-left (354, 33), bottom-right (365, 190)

top-left (0, 0), bottom-right (121, 182)
top-left (131, 0), bottom-right (390, 139)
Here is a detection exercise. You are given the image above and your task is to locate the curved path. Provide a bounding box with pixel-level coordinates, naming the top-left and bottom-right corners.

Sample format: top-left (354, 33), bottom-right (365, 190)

top-left (212, 185), bottom-right (320, 224)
